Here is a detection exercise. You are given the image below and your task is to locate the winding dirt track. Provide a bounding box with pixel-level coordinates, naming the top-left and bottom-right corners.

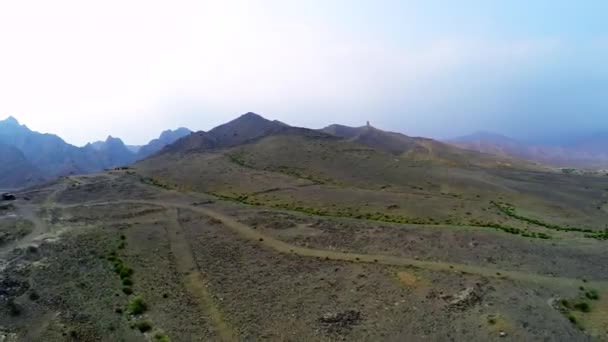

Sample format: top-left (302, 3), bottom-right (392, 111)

top-left (56, 199), bottom-right (608, 292)
top-left (164, 208), bottom-right (237, 341)
top-left (18, 174), bottom-right (606, 340)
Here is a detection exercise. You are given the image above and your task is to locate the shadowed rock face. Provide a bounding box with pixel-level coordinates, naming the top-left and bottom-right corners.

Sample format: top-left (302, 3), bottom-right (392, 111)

top-left (206, 112), bottom-right (288, 147)
top-left (84, 136), bottom-right (137, 167)
top-left (0, 142), bottom-right (43, 188)
top-left (136, 128), bottom-right (191, 159)
top-left (160, 112), bottom-right (289, 154)
top-left (0, 116), bottom-right (194, 188)
top-left (0, 116), bottom-right (104, 178)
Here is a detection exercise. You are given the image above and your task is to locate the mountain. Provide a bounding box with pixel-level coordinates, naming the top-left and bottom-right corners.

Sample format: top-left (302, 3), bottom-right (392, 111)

top-left (448, 131), bottom-right (542, 158)
top-left (321, 123), bottom-right (418, 155)
top-left (320, 124), bottom-right (541, 169)
top-left (136, 113), bottom-right (595, 246)
top-left (139, 113), bottom-right (547, 204)
top-left (205, 112), bottom-right (288, 146)
top-left (11, 114), bottom-right (608, 341)
top-left (0, 142), bottom-right (44, 189)
top-left (569, 132), bottom-right (608, 156)
top-left (83, 136), bottom-right (136, 167)
top-left (0, 116), bottom-right (194, 188)
top-left (448, 131), bottom-right (608, 168)
top-left (136, 127), bottom-right (191, 159)
top-left (0, 116), bottom-right (104, 176)
top-left (161, 112), bottom-right (288, 154)
top-left (87, 128), bottom-right (194, 162)
top-left (126, 145), bottom-right (142, 153)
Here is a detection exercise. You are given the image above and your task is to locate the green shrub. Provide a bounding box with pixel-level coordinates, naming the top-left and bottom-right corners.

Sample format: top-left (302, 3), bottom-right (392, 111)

top-left (585, 290), bottom-right (600, 300)
top-left (122, 278), bottom-right (133, 286)
top-left (119, 267), bottom-right (134, 279)
top-left (122, 287), bottom-right (133, 295)
top-left (491, 201), bottom-right (596, 237)
top-left (128, 296), bottom-right (147, 315)
top-left (574, 302), bottom-right (591, 313)
top-left (154, 332), bottom-right (171, 342)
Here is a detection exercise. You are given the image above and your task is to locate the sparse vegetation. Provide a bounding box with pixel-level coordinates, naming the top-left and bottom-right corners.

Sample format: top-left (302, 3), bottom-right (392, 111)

top-left (584, 289), bottom-right (600, 300)
top-left (573, 302), bottom-right (591, 313)
top-left (559, 293), bottom-right (595, 330)
top-left (154, 332), bottom-right (171, 342)
top-left (119, 266), bottom-right (134, 279)
top-left (227, 153), bottom-right (249, 168)
top-left (491, 201), bottom-right (597, 237)
top-left (9, 124), bottom-right (608, 341)
top-left (214, 193), bottom-right (553, 239)
top-left (469, 219), bottom-right (552, 239)
top-left (139, 176), bottom-right (172, 189)
top-left (128, 296), bottom-right (148, 315)
top-left (584, 230), bottom-right (608, 240)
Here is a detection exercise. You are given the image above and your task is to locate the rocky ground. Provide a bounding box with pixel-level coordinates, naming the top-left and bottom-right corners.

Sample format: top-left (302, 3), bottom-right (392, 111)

top-left (0, 171), bottom-right (606, 341)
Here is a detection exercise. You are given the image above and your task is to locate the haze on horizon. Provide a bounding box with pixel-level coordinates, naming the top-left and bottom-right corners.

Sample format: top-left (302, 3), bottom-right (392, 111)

top-left (0, 0), bottom-right (606, 146)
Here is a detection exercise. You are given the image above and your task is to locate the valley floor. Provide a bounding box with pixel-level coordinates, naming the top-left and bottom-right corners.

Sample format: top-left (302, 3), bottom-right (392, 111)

top-left (0, 171), bottom-right (607, 341)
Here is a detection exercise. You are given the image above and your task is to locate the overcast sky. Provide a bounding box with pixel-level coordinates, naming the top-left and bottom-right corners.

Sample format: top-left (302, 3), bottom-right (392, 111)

top-left (1, 0), bottom-right (606, 146)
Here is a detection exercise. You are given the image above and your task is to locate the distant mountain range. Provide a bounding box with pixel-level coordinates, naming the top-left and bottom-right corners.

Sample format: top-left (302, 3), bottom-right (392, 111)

top-left (153, 112), bottom-right (542, 172)
top-left (3, 113), bottom-right (607, 189)
top-left (318, 124), bottom-right (536, 169)
top-left (446, 131), bottom-right (608, 169)
top-left (0, 116), bottom-right (190, 188)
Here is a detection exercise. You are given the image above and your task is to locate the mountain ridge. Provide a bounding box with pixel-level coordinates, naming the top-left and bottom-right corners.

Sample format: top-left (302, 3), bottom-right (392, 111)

top-left (0, 117), bottom-right (193, 188)
top-left (160, 112), bottom-right (289, 154)
top-left (447, 131), bottom-right (608, 168)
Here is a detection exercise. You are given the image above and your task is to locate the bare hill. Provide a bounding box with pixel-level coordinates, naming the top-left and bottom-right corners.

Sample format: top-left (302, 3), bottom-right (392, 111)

top-left (137, 115), bottom-right (599, 234)
top-left (321, 124), bottom-right (543, 170)
top-left (162, 112), bottom-right (288, 154)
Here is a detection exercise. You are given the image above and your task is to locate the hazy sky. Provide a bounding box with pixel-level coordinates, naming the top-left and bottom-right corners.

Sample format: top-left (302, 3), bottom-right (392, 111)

top-left (1, 0), bottom-right (606, 146)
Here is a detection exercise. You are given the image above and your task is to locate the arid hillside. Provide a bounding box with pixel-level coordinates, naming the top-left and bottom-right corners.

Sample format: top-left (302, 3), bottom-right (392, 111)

top-left (2, 113), bottom-right (608, 341)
